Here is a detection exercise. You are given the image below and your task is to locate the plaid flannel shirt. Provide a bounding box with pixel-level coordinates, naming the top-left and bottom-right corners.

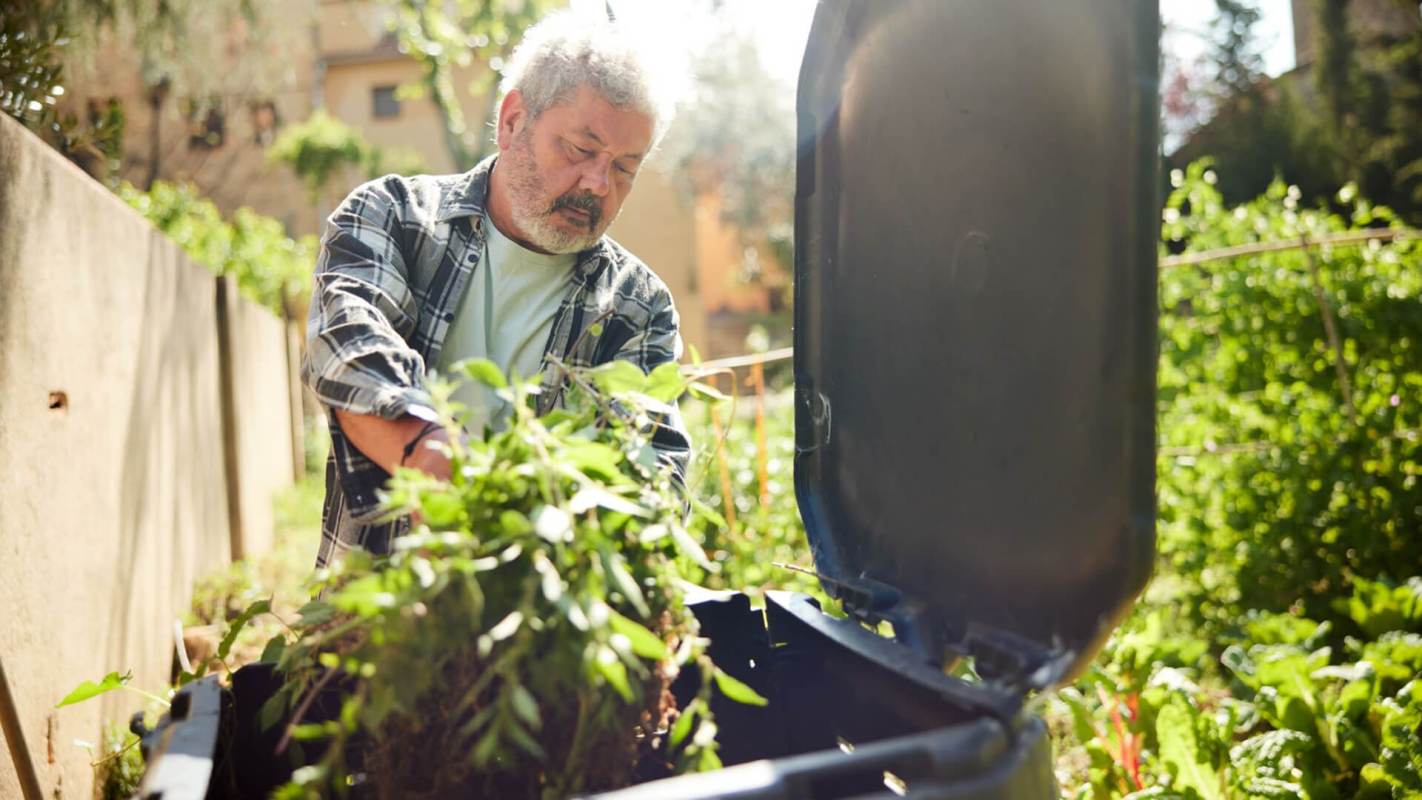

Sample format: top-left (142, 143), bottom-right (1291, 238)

top-left (302, 157), bottom-right (690, 568)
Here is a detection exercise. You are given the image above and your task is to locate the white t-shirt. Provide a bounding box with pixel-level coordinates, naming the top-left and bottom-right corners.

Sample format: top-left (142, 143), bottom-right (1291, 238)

top-left (434, 215), bottom-right (576, 432)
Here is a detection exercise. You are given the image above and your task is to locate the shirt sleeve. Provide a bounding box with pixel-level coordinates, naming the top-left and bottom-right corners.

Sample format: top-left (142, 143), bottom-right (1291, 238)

top-left (301, 176), bottom-right (436, 423)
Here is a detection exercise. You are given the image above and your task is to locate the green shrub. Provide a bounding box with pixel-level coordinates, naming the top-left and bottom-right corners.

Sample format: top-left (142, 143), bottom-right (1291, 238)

top-left (93, 722), bottom-right (145, 800)
top-left (1156, 160), bottom-right (1422, 634)
top-left (268, 109), bottom-right (427, 202)
top-left (1051, 161), bottom-right (1422, 799)
top-left (117, 180), bottom-right (316, 314)
top-left (253, 359), bottom-right (754, 798)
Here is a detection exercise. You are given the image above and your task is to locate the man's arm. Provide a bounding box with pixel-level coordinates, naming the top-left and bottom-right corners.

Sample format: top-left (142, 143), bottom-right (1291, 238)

top-left (302, 177), bottom-right (451, 508)
top-left (331, 409), bottom-right (451, 479)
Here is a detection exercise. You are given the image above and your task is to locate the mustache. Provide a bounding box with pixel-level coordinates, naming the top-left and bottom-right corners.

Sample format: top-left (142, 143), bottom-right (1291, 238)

top-left (548, 191), bottom-right (601, 227)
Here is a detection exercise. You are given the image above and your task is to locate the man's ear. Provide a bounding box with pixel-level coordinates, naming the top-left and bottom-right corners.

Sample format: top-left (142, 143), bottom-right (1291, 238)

top-left (496, 90), bottom-right (527, 151)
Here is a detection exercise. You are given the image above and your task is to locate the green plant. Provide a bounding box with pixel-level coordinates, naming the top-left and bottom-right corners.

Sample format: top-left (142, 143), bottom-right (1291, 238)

top-left (1051, 162), bottom-right (1422, 799)
top-left (1156, 160), bottom-right (1422, 634)
top-left (92, 721), bottom-right (146, 800)
top-left (384, 0), bottom-right (560, 170)
top-left (267, 110), bottom-right (427, 202)
top-left (116, 180), bottom-right (317, 313)
top-left (250, 358), bottom-right (762, 798)
top-left (1054, 598), bottom-right (1422, 799)
top-left (1, 6), bottom-right (127, 179)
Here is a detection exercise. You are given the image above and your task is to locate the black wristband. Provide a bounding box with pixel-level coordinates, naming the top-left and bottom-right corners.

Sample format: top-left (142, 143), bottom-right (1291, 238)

top-left (399, 421), bottom-right (443, 467)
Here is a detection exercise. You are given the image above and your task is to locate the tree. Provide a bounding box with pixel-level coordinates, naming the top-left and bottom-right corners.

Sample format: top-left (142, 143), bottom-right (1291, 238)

top-left (1168, 1), bottom-right (1339, 209)
top-left (1, 0), bottom-right (122, 175)
top-left (267, 109), bottom-right (426, 204)
top-left (1313, 0), bottom-right (1422, 224)
top-left (661, 15), bottom-right (795, 240)
top-left (386, 0), bottom-right (561, 171)
top-left (1, 0), bottom-right (306, 184)
top-left (1208, 0), bottom-right (1266, 98)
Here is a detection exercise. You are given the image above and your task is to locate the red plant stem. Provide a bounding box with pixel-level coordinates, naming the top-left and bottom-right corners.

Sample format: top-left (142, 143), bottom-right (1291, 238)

top-left (1097, 686), bottom-right (1143, 790)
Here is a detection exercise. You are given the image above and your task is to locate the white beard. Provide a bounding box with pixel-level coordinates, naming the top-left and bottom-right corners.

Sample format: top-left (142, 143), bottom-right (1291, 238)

top-left (503, 132), bottom-right (606, 255)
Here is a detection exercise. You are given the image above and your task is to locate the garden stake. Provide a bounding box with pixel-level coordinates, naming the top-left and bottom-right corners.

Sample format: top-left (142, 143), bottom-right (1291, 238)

top-left (1299, 234), bottom-right (1357, 423)
top-left (751, 362), bottom-right (769, 509)
top-left (709, 375), bottom-right (738, 532)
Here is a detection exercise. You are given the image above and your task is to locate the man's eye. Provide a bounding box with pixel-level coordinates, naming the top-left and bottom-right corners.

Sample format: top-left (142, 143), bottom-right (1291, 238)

top-left (616, 163), bottom-right (635, 177)
top-left (571, 144), bottom-right (593, 158)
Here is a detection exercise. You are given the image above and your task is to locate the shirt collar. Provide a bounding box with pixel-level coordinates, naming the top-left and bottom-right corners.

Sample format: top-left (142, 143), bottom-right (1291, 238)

top-left (434, 156), bottom-right (495, 224)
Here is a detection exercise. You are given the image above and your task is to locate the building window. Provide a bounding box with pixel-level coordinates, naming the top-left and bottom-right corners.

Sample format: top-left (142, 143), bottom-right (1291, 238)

top-left (251, 100), bottom-right (279, 147)
top-left (372, 86), bottom-right (400, 118)
top-left (184, 97), bottom-right (225, 149)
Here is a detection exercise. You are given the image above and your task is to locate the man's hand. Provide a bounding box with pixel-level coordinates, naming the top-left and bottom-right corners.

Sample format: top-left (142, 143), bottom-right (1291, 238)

top-left (333, 409), bottom-right (452, 482)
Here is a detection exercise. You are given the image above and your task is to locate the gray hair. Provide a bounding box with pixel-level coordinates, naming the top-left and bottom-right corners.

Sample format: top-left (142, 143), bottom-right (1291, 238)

top-left (497, 10), bottom-right (679, 146)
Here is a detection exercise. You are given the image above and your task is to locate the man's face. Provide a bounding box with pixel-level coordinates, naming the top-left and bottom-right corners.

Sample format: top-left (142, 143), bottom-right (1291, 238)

top-left (496, 84), bottom-right (655, 254)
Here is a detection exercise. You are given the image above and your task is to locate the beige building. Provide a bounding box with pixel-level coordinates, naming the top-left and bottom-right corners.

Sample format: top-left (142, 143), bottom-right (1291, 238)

top-left (60, 0), bottom-right (788, 360)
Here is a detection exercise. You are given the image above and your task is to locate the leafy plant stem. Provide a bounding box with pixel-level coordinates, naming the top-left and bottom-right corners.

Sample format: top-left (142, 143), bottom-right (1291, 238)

top-left (88, 734), bottom-right (139, 768)
top-left (275, 666), bottom-right (343, 755)
top-left (123, 686), bottom-right (170, 709)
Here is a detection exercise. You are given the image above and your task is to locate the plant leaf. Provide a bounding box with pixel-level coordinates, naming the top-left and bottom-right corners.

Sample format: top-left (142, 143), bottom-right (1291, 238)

top-left (460, 358), bottom-right (508, 389)
top-left (670, 522), bottom-right (713, 570)
top-left (644, 362), bottom-right (689, 403)
top-left (713, 668), bottom-right (768, 707)
top-left (670, 699), bottom-right (699, 748)
top-left (604, 551), bottom-right (651, 618)
top-left (56, 671), bottom-right (132, 708)
top-left (218, 598), bottom-right (272, 662)
top-left (1156, 695), bottom-right (1224, 800)
top-left (594, 645), bottom-right (633, 701)
top-left (608, 609), bottom-right (670, 661)
top-left (295, 600), bottom-right (336, 628)
top-left (259, 635), bottom-right (287, 665)
top-left (588, 360), bottom-right (648, 395)
top-left (570, 485), bottom-right (648, 517)
top-left (510, 684), bottom-right (542, 730)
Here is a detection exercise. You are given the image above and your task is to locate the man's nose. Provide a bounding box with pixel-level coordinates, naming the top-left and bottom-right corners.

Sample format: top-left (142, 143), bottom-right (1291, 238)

top-left (577, 155), bottom-right (612, 197)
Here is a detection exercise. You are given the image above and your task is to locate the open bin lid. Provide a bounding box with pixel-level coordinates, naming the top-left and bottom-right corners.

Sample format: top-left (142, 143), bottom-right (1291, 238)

top-left (792, 0), bottom-right (1160, 686)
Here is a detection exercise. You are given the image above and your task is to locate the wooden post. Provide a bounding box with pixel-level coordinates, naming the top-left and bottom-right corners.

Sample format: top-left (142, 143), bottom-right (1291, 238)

top-left (282, 286), bottom-right (306, 480)
top-left (0, 657), bottom-right (44, 800)
top-left (215, 274), bottom-right (246, 561)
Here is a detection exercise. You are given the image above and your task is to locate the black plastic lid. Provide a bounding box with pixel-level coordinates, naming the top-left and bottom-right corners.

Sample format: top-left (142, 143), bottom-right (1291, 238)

top-left (792, 0), bottom-right (1160, 685)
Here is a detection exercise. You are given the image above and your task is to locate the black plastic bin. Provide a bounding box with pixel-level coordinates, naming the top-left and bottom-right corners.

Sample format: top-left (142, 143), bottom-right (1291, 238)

top-left (131, 1), bottom-right (1160, 797)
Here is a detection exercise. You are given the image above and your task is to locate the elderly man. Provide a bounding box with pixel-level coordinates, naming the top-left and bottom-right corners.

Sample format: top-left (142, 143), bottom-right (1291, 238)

top-left (302, 12), bottom-right (689, 568)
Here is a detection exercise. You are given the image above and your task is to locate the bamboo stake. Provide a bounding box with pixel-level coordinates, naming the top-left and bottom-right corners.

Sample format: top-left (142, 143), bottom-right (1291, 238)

top-left (751, 362), bottom-right (769, 509)
top-left (1299, 234), bottom-right (1358, 422)
top-left (1159, 228), bottom-right (1411, 269)
top-left (708, 374), bottom-right (738, 532)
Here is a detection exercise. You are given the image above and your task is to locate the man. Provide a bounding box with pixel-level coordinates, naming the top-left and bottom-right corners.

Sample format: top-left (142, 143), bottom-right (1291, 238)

top-left (301, 11), bottom-right (689, 568)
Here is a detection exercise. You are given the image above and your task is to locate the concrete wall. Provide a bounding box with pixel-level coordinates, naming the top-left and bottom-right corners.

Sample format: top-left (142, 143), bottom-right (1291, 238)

top-left (225, 283), bottom-right (300, 560)
top-left (0, 113), bottom-right (296, 799)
